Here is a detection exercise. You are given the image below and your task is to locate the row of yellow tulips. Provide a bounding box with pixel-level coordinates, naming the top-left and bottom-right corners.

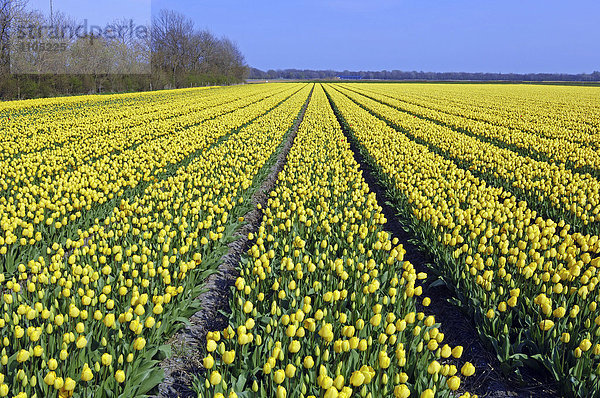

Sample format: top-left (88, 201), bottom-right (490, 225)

top-left (324, 83), bottom-right (600, 397)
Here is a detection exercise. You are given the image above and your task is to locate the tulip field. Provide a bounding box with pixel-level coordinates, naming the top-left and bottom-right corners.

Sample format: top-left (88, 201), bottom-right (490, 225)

top-left (0, 82), bottom-right (599, 398)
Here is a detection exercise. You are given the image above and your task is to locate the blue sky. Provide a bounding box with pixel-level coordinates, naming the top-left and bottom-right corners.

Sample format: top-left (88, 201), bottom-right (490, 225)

top-left (28, 0), bottom-right (599, 73)
top-left (28, 0), bottom-right (151, 27)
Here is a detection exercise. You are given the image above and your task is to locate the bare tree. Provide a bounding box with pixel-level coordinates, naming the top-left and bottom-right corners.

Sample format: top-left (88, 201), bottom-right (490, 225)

top-left (151, 9), bottom-right (248, 89)
top-left (152, 9), bottom-right (196, 87)
top-left (0, 0), bottom-right (30, 75)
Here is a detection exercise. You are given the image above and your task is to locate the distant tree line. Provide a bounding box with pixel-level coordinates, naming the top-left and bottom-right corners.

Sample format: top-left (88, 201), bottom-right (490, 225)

top-left (0, 1), bottom-right (248, 100)
top-left (249, 68), bottom-right (600, 82)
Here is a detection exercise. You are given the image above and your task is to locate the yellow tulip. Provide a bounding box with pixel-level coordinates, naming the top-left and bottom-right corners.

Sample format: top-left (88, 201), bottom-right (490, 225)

top-left (461, 362), bottom-right (476, 377)
top-left (447, 375), bottom-right (460, 390)
top-left (276, 385), bottom-right (287, 398)
top-left (115, 370), bottom-right (126, 383)
top-left (101, 353), bottom-right (113, 366)
top-left (223, 350), bottom-right (235, 365)
top-left (81, 363), bottom-right (94, 382)
top-left (394, 384), bottom-right (410, 398)
top-left (64, 377), bottom-right (76, 391)
top-left (421, 389), bottom-right (434, 398)
top-left (273, 369), bottom-right (285, 384)
top-left (133, 337), bottom-right (146, 350)
top-left (16, 349), bottom-right (30, 363)
top-left (539, 320), bottom-right (554, 331)
top-left (203, 354), bottom-right (215, 369)
top-left (209, 371), bottom-right (222, 385)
